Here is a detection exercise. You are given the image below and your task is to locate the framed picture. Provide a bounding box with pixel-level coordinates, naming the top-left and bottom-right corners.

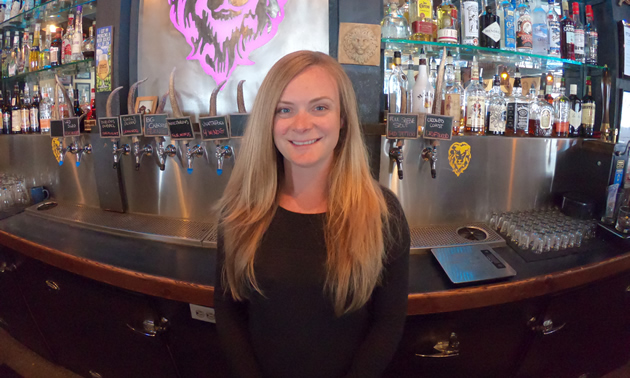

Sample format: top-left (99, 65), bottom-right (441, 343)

top-left (135, 96), bottom-right (158, 115)
top-left (76, 70), bottom-right (91, 80)
top-left (58, 75), bottom-right (73, 86)
top-left (76, 83), bottom-right (91, 102)
top-left (620, 20), bottom-right (630, 79)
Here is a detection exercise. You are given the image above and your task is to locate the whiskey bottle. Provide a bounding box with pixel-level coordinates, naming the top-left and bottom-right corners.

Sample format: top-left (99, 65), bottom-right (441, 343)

top-left (581, 78), bottom-right (595, 137)
top-left (464, 56), bottom-right (486, 135)
top-left (568, 84), bottom-right (582, 137)
top-left (529, 87), bottom-right (554, 137)
top-left (553, 79), bottom-right (570, 137)
top-left (11, 85), bottom-right (21, 134)
top-left (1, 91), bottom-right (9, 134)
top-left (506, 67), bottom-right (523, 135)
top-left (31, 85), bottom-right (40, 134)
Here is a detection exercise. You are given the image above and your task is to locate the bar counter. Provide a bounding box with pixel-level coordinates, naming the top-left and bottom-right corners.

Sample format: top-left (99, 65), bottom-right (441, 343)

top-left (2, 211), bottom-right (629, 315)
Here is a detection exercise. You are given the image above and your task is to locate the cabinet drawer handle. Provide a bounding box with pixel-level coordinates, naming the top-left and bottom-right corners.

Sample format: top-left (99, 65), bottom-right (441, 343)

top-left (529, 318), bottom-right (565, 335)
top-left (126, 317), bottom-right (169, 337)
top-left (415, 332), bottom-right (460, 358)
top-left (45, 280), bottom-right (60, 291)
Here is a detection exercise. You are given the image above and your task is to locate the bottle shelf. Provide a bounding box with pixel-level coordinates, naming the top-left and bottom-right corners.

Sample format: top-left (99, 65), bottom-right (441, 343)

top-left (382, 38), bottom-right (605, 74)
top-left (3, 58), bottom-right (93, 82)
top-left (0, 0), bottom-right (96, 30)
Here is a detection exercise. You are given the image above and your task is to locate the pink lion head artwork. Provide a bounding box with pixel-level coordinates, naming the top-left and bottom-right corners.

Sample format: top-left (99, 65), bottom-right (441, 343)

top-left (168, 0), bottom-right (288, 86)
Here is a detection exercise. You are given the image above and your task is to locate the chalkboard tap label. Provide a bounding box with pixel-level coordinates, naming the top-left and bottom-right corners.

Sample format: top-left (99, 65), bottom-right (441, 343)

top-left (386, 113), bottom-right (419, 139)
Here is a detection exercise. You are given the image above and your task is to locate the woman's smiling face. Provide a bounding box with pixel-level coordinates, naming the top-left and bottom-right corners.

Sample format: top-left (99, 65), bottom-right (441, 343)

top-left (273, 65), bottom-right (342, 173)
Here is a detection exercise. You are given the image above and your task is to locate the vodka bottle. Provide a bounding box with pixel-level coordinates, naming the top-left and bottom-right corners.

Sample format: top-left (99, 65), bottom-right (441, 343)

top-left (461, 0), bottom-right (479, 46)
top-left (412, 52), bottom-right (431, 114)
top-left (464, 57), bottom-right (486, 135)
top-left (546, 0), bottom-right (561, 57)
top-left (30, 84), bottom-right (39, 133)
top-left (532, 0), bottom-right (548, 54)
top-left (486, 73), bottom-right (507, 135)
top-left (515, 0), bottom-right (533, 52)
top-left (71, 6), bottom-right (83, 62)
top-left (568, 84), bottom-right (582, 137)
top-left (584, 5), bottom-right (598, 65)
top-left (572, 2), bottom-right (584, 63)
top-left (498, 0), bottom-right (516, 50)
top-left (388, 51), bottom-right (408, 113)
top-left (7, 33), bottom-right (18, 77)
top-left (436, 0), bottom-right (458, 43)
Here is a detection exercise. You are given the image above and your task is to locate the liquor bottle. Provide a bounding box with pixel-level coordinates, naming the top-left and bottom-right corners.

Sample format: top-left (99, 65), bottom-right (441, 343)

top-left (499, 0), bottom-right (516, 50)
top-left (553, 78), bottom-right (570, 137)
top-left (515, 0), bottom-right (533, 52)
top-left (82, 24), bottom-right (95, 59)
top-left (442, 52), bottom-right (462, 131)
top-left (428, 57), bottom-right (437, 104)
top-left (544, 82), bottom-right (554, 104)
top-left (480, 2), bottom-right (501, 49)
top-left (2, 91), bottom-right (9, 134)
top-left (412, 51), bottom-right (431, 114)
top-left (560, 0), bottom-right (574, 60)
top-left (506, 67), bottom-right (522, 135)
top-left (381, 3), bottom-right (410, 39)
top-left (71, 6), bottom-right (83, 62)
top-left (39, 86), bottom-right (51, 133)
top-left (23, 0), bottom-right (33, 12)
top-left (21, 85), bottom-right (31, 133)
top-left (464, 56), bottom-right (486, 135)
top-left (58, 89), bottom-right (69, 119)
top-left (436, 0), bottom-right (458, 43)
top-left (410, 0), bottom-right (435, 41)
top-left (529, 87), bottom-right (554, 136)
top-left (0, 93), bottom-right (4, 134)
top-left (584, 5), bottom-right (598, 65)
top-left (528, 82), bottom-right (537, 101)
top-left (62, 13), bottom-right (74, 64)
top-left (388, 51), bottom-right (408, 113)
top-left (581, 78), bottom-right (595, 137)
top-left (568, 84), bottom-right (581, 136)
top-left (30, 85), bottom-right (40, 133)
top-left (18, 31), bottom-right (30, 74)
top-left (1, 31), bottom-right (11, 78)
top-left (30, 24), bottom-right (40, 72)
top-left (40, 29), bottom-right (50, 69)
top-left (11, 85), bottom-right (21, 134)
top-left (88, 88), bottom-right (96, 120)
top-left (406, 54), bottom-right (416, 112)
top-left (547, 0), bottom-right (561, 57)
top-left (50, 27), bottom-right (62, 67)
top-left (9, 0), bottom-right (20, 19)
top-left (486, 72), bottom-right (507, 135)
top-left (461, 0), bottom-right (479, 46)
top-left (572, 3), bottom-right (584, 63)
top-left (7, 32), bottom-right (18, 77)
top-left (532, 0), bottom-right (548, 54)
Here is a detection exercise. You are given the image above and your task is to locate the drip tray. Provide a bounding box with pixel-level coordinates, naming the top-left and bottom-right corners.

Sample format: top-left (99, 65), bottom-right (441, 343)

top-left (410, 223), bottom-right (505, 253)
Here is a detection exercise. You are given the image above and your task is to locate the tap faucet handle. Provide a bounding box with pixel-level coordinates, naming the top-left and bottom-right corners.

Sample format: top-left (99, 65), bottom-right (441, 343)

top-left (186, 144), bottom-right (204, 174)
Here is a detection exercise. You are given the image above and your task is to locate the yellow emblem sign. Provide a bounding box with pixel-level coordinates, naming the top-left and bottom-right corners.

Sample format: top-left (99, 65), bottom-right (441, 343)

top-left (51, 138), bottom-right (61, 164)
top-left (448, 142), bottom-right (471, 177)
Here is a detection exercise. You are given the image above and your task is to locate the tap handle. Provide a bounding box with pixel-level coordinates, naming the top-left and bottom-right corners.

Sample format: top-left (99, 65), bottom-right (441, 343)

top-left (187, 168), bottom-right (193, 175)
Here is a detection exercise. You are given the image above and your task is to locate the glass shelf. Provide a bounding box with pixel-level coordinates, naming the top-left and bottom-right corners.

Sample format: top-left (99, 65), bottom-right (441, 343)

top-left (382, 38), bottom-right (606, 76)
top-left (3, 58), bottom-right (93, 82)
top-left (0, 0), bottom-right (96, 30)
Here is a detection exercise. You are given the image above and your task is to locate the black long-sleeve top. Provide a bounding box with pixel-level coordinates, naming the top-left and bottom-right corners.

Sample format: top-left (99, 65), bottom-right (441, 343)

top-left (214, 189), bottom-right (410, 378)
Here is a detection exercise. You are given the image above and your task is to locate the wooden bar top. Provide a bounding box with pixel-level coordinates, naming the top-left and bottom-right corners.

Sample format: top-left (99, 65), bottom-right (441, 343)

top-left (1, 212), bottom-right (629, 316)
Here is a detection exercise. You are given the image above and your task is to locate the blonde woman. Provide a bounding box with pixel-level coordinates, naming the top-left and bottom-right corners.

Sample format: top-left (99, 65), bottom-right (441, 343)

top-left (215, 50), bottom-right (410, 378)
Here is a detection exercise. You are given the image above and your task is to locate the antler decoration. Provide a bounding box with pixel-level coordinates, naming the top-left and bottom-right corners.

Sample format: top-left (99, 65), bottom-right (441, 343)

top-left (169, 68), bottom-right (183, 117)
top-left (237, 80), bottom-right (246, 113)
top-left (105, 86), bottom-right (124, 118)
top-left (156, 91), bottom-right (169, 114)
top-left (127, 77), bottom-right (148, 114)
top-left (209, 81), bottom-right (226, 117)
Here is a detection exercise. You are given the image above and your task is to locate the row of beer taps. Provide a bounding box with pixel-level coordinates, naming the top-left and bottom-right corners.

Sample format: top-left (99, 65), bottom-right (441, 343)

top-left (103, 69), bottom-right (238, 174)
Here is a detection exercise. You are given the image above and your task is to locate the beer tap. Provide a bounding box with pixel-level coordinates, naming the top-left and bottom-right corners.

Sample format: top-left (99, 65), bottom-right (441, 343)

top-left (155, 137), bottom-right (176, 171)
top-left (57, 140), bottom-right (70, 166)
top-left (186, 143), bottom-right (204, 174)
top-left (215, 144), bottom-right (233, 176)
top-left (132, 137), bottom-right (153, 171)
top-left (422, 143), bottom-right (438, 179)
top-left (68, 137), bottom-right (92, 167)
top-left (389, 139), bottom-right (404, 180)
top-left (112, 140), bottom-right (131, 169)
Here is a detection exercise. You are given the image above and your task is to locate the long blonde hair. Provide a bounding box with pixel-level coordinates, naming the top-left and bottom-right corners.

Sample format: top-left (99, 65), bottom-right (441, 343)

top-left (216, 50), bottom-right (390, 316)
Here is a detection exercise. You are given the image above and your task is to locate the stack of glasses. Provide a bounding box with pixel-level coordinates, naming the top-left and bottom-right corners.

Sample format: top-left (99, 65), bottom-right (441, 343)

top-left (488, 209), bottom-right (598, 254)
top-left (0, 174), bottom-right (30, 210)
